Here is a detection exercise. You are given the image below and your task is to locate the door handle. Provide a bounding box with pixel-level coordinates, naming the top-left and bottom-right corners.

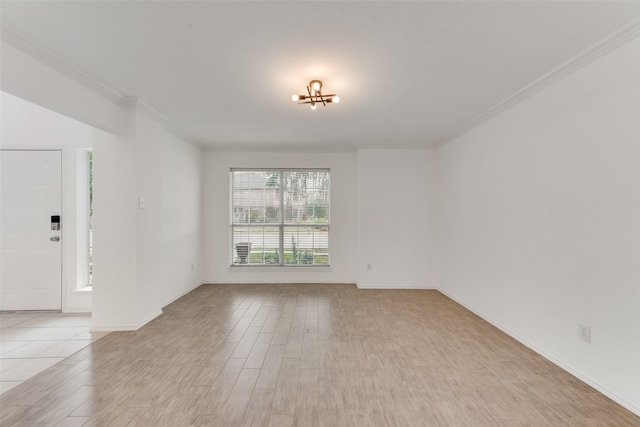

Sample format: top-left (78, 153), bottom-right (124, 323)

top-left (50, 236), bottom-right (60, 242)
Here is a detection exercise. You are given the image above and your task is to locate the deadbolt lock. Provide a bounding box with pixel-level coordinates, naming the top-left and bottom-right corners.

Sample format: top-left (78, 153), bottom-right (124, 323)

top-left (51, 215), bottom-right (61, 230)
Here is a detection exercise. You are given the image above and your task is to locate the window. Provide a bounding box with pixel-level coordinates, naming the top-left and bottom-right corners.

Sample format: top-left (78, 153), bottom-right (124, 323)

top-left (231, 169), bottom-right (330, 266)
top-left (88, 151), bottom-right (94, 286)
top-left (75, 150), bottom-right (93, 288)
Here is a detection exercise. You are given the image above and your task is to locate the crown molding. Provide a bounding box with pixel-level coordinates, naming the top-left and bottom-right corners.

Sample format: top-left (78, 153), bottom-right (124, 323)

top-left (163, 122), bottom-right (203, 149)
top-left (1, 26), bottom-right (203, 148)
top-left (134, 99), bottom-right (203, 148)
top-left (135, 98), bottom-right (169, 123)
top-left (436, 17), bottom-right (640, 148)
top-left (1, 26), bottom-right (129, 107)
top-left (355, 144), bottom-right (435, 151)
top-left (122, 96), bottom-right (139, 109)
top-left (207, 143), bottom-right (357, 153)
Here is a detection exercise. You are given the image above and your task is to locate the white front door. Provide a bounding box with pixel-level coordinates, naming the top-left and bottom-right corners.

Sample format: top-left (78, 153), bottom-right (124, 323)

top-left (1, 150), bottom-right (62, 311)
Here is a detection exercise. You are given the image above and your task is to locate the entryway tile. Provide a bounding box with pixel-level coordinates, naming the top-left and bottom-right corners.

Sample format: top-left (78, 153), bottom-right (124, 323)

top-left (0, 357), bottom-right (64, 381)
top-left (1, 341), bottom-right (63, 358)
top-left (37, 340), bottom-right (92, 358)
top-left (0, 381), bottom-right (22, 394)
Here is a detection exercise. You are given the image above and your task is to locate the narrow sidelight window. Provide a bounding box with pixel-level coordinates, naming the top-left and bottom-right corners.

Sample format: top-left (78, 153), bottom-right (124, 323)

top-left (88, 151), bottom-right (94, 285)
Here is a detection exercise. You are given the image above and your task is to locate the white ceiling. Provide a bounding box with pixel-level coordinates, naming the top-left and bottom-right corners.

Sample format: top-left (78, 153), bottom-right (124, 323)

top-left (2, 1), bottom-right (640, 150)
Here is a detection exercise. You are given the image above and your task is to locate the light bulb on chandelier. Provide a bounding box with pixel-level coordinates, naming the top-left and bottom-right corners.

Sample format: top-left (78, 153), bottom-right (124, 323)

top-left (291, 80), bottom-right (340, 109)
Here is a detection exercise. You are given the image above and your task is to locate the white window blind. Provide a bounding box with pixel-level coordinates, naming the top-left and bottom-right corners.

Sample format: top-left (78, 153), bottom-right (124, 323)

top-left (230, 169), bottom-right (330, 266)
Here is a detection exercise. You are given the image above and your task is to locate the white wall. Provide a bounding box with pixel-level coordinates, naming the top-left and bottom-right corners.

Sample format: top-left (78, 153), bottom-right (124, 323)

top-left (436, 36), bottom-right (640, 412)
top-left (91, 110), bottom-right (138, 329)
top-left (92, 106), bottom-right (203, 330)
top-left (161, 128), bottom-right (202, 307)
top-left (1, 91), bottom-right (93, 312)
top-left (357, 148), bottom-right (437, 288)
top-left (133, 112), bottom-right (165, 326)
top-left (202, 151), bottom-right (357, 284)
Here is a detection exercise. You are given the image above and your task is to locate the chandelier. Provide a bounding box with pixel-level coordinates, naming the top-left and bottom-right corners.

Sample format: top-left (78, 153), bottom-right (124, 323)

top-left (291, 80), bottom-right (340, 110)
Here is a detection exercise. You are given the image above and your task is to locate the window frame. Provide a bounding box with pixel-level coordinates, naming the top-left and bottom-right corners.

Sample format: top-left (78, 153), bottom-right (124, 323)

top-left (75, 149), bottom-right (93, 289)
top-left (230, 168), bottom-right (330, 267)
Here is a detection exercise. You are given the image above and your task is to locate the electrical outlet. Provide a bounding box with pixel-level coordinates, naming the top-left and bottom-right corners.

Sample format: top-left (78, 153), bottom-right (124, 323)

top-left (366, 263), bottom-right (372, 271)
top-left (578, 323), bottom-right (591, 343)
top-left (191, 263), bottom-right (195, 271)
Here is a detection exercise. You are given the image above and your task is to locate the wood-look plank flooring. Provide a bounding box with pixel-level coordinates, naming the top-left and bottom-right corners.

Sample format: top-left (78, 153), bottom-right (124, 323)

top-left (1, 284), bottom-right (638, 426)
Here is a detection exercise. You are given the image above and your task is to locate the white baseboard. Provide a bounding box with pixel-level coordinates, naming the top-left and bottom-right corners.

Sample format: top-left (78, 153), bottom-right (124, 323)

top-left (136, 309), bottom-right (163, 329)
top-left (62, 308), bottom-right (91, 314)
top-left (437, 289), bottom-right (640, 418)
top-left (91, 283), bottom-right (203, 332)
top-left (203, 281), bottom-right (356, 285)
top-left (90, 309), bottom-right (163, 332)
top-left (162, 281), bottom-right (204, 308)
top-left (356, 283), bottom-right (434, 290)
top-left (204, 281), bottom-right (431, 289)
top-left (91, 325), bottom-right (136, 332)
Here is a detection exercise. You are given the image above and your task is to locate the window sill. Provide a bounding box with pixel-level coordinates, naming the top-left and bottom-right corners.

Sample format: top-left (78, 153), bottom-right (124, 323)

top-left (229, 265), bottom-right (331, 272)
top-left (73, 286), bottom-right (93, 293)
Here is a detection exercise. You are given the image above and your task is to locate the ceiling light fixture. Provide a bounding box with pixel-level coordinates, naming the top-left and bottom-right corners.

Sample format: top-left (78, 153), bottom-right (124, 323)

top-left (292, 80), bottom-right (340, 109)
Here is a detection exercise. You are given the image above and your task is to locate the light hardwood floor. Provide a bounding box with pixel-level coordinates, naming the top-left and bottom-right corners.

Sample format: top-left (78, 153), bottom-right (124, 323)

top-left (0, 284), bottom-right (638, 426)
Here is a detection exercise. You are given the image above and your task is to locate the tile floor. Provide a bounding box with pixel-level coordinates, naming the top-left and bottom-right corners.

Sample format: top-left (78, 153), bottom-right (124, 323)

top-left (0, 312), bottom-right (109, 395)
